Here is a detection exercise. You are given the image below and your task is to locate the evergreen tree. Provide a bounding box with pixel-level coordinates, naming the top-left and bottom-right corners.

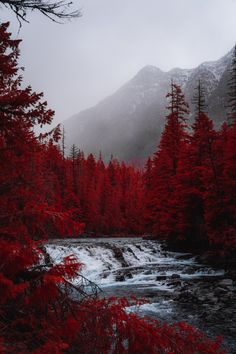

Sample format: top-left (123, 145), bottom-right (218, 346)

top-left (175, 112), bottom-right (218, 245)
top-left (166, 80), bottom-right (189, 123)
top-left (61, 125), bottom-right (66, 159)
top-left (146, 83), bottom-right (189, 237)
top-left (69, 143), bottom-right (79, 194)
top-left (0, 22), bottom-right (83, 351)
top-left (192, 79), bottom-right (207, 117)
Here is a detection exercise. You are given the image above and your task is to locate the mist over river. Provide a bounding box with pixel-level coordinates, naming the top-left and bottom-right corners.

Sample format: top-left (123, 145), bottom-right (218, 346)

top-left (46, 238), bottom-right (236, 353)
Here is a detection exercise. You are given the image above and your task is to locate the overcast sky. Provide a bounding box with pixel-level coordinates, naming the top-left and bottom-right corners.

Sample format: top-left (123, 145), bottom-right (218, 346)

top-left (1, 0), bottom-right (236, 125)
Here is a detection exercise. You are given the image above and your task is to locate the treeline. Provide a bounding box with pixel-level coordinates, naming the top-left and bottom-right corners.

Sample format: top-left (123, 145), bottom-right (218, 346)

top-left (39, 49), bottom-right (236, 255)
top-left (36, 143), bottom-right (145, 236)
top-left (144, 75), bottom-right (236, 253)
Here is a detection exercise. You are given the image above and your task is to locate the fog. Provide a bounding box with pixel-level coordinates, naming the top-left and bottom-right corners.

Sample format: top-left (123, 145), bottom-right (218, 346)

top-left (1, 0), bottom-right (236, 126)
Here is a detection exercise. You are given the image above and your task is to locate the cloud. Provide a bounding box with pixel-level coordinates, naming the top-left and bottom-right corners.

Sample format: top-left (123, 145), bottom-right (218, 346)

top-left (1, 0), bottom-right (236, 125)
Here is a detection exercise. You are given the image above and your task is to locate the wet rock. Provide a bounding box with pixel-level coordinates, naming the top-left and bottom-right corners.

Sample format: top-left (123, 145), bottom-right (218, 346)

top-left (178, 290), bottom-right (194, 300)
top-left (156, 275), bottom-right (167, 281)
top-left (227, 286), bottom-right (236, 292)
top-left (112, 247), bottom-right (129, 267)
top-left (126, 272), bottom-right (133, 279)
top-left (115, 273), bottom-right (125, 282)
top-left (215, 287), bottom-right (228, 295)
top-left (116, 275), bottom-right (125, 282)
top-left (127, 247), bottom-right (139, 260)
top-left (197, 296), bottom-right (206, 302)
top-left (219, 279), bottom-right (233, 287)
top-left (207, 296), bottom-right (218, 304)
top-left (171, 273), bottom-right (180, 279)
top-left (167, 279), bottom-right (182, 286)
top-left (175, 253), bottom-right (193, 260)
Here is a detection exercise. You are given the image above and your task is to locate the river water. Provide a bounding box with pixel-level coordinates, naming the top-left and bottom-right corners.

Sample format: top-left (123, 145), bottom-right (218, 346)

top-left (46, 237), bottom-right (236, 352)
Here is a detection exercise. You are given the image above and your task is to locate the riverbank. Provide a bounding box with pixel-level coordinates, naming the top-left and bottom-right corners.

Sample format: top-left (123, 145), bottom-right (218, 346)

top-left (160, 238), bottom-right (236, 281)
top-left (46, 237), bottom-right (236, 352)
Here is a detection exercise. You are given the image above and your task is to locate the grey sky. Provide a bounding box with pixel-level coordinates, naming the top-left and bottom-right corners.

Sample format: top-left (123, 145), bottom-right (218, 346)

top-left (1, 0), bottom-right (236, 126)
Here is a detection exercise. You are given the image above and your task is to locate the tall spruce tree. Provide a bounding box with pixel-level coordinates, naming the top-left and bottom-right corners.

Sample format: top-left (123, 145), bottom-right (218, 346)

top-left (166, 80), bottom-right (189, 123)
top-left (146, 82), bottom-right (189, 237)
top-left (192, 79), bottom-right (207, 117)
top-left (69, 143), bottom-right (79, 194)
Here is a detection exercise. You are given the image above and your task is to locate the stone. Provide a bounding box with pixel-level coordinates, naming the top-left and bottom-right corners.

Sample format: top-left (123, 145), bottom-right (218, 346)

top-left (208, 296), bottom-right (218, 304)
top-left (215, 287), bottom-right (228, 294)
top-left (227, 286), bottom-right (236, 292)
top-left (126, 272), bottom-right (133, 279)
top-left (197, 296), bottom-right (206, 302)
top-left (116, 274), bottom-right (125, 282)
top-left (156, 275), bottom-right (167, 281)
top-left (167, 279), bottom-right (182, 286)
top-left (171, 273), bottom-right (180, 279)
top-left (219, 279), bottom-right (233, 287)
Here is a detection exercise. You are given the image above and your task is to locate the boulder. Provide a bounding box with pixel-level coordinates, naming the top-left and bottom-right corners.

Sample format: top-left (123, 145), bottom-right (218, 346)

top-left (219, 279), bottom-right (233, 287)
top-left (116, 274), bottom-right (125, 282)
top-left (171, 273), bottom-right (180, 279)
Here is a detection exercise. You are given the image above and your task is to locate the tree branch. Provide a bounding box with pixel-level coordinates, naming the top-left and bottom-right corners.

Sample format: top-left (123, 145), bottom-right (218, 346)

top-left (0, 0), bottom-right (82, 24)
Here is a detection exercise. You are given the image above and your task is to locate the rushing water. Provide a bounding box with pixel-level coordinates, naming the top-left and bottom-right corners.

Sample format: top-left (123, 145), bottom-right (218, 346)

top-left (46, 237), bottom-right (236, 352)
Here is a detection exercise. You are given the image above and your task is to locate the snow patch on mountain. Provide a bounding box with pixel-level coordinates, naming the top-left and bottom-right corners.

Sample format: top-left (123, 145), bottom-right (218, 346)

top-left (63, 47), bottom-right (234, 162)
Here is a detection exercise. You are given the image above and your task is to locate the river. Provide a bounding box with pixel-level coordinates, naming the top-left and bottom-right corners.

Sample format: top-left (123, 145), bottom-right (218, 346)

top-left (46, 237), bottom-right (236, 353)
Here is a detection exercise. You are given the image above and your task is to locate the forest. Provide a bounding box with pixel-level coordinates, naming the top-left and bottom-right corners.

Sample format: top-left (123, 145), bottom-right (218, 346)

top-left (0, 15), bottom-right (235, 354)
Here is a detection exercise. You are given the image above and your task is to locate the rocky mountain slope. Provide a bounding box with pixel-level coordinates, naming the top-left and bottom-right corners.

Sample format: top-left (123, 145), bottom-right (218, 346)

top-left (63, 48), bottom-right (233, 162)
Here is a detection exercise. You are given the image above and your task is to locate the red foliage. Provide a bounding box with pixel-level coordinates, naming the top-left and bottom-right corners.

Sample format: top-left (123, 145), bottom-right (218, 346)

top-left (145, 83), bottom-right (236, 253)
top-left (144, 84), bottom-right (190, 239)
top-left (55, 149), bottom-right (145, 236)
top-left (0, 22), bottom-right (226, 353)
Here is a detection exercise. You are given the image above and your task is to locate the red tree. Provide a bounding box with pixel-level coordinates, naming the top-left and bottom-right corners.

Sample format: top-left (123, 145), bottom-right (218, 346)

top-left (175, 112), bottom-right (219, 246)
top-left (145, 82), bottom-right (189, 238)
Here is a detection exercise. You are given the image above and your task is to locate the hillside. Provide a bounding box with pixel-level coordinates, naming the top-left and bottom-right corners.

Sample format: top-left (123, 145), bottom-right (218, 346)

top-left (63, 48), bottom-right (233, 162)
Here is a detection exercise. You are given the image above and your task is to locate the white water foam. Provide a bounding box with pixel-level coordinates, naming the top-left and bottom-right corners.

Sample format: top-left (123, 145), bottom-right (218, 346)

top-left (46, 238), bottom-right (223, 291)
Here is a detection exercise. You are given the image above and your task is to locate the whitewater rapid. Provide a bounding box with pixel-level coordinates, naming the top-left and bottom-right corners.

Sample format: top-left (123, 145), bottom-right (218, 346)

top-left (46, 238), bottom-right (223, 287)
top-left (46, 238), bottom-right (236, 352)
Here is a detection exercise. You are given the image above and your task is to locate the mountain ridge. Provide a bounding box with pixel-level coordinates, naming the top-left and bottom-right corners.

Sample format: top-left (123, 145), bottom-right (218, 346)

top-left (63, 48), bottom-right (233, 162)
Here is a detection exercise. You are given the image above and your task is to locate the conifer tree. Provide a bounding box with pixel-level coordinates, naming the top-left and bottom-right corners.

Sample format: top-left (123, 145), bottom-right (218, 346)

top-left (192, 79), bottom-right (207, 117)
top-left (61, 125), bottom-right (66, 159)
top-left (69, 143), bottom-right (79, 194)
top-left (175, 112), bottom-right (218, 245)
top-left (0, 22), bottom-right (83, 351)
top-left (146, 82), bottom-right (189, 237)
top-left (166, 80), bottom-right (189, 123)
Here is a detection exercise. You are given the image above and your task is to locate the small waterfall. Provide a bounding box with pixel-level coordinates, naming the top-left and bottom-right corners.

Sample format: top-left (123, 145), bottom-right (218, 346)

top-left (46, 238), bottom-right (224, 289)
top-left (46, 238), bottom-right (236, 352)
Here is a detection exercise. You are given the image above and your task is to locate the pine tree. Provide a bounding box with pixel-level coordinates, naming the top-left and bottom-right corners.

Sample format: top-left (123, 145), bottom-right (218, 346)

top-left (61, 125), bottom-right (66, 159)
top-left (192, 79), bottom-right (207, 117)
top-left (175, 112), bottom-right (218, 245)
top-left (166, 80), bottom-right (189, 123)
top-left (0, 22), bottom-right (84, 351)
top-left (69, 143), bottom-right (79, 194)
top-left (147, 83), bottom-right (189, 237)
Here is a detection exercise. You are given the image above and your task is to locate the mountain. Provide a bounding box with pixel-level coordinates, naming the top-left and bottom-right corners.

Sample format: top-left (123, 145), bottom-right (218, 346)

top-left (63, 48), bottom-right (233, 162)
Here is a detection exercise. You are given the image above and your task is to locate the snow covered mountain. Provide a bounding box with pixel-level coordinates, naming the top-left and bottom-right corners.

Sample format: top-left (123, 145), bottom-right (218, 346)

top-left (63, 48), bottom-right (233, 162)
